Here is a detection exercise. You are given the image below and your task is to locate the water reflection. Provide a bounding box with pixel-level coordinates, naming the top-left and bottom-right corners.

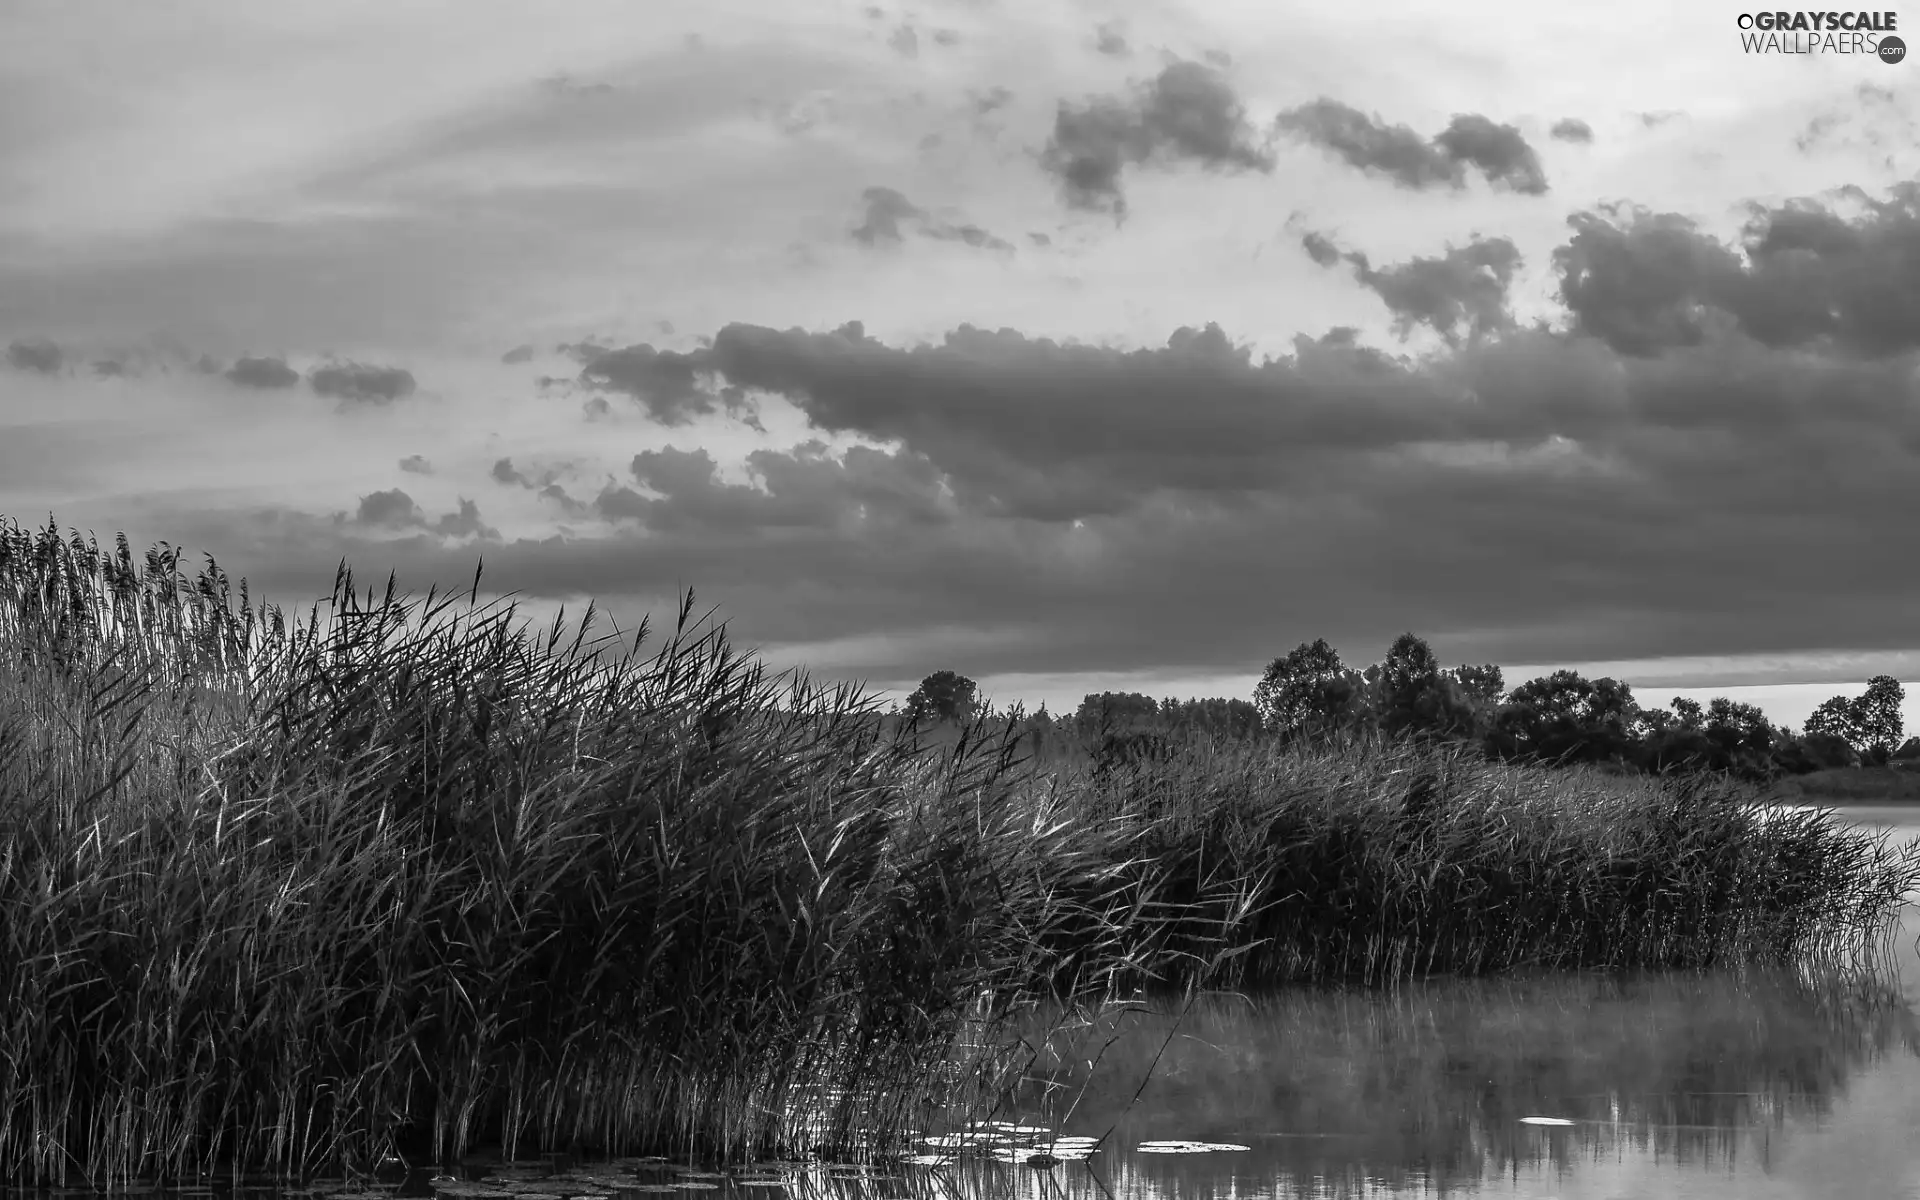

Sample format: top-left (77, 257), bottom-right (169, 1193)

top-left (971, 807), bottom-right (1920, 1198)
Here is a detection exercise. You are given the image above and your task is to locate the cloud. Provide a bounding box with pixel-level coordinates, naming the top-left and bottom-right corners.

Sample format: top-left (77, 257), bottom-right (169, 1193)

top-left (1555, 185), bottom-right (1920, 357)
top-left (1042, 61), bottom-right (1276, 214)
top-left (1549, 117), bottom-right (1594, 144)
top-left (970, 86), bottom-right (1013, 116)
top-left (347, 489), bottom-right (498, 539)
top-left (501, 344), bottom-right (535, 364)
top-left (539, 482), bottom-right (589, 515)
top-left (592, 442), bottom-right (954, 532)
top-left (399, 455), bottom-right (434, 475)
top-left (1275, 99), bottom-right (1549, 194)
top-left (852, 186), bottom-right (920, 245)
top-left (6, 337), bottom-right (62, 374)
top-left (225, 355), bottom-right (300, 389)
top-left (931, 28), bottom-right (961, 47)
top-left (850, 187), bottom-right (1015, 252)
top-left (1093, 22), bottom-right (1129, 56)
top-left (577, 342), bottom-right (761, 426)
top-left (1303, 232), bottom-right (1524, 345)
top-left (491, 456), bottom-right (575, 491)
top-left (888, 25), bottom-right (918, 58)
top-left (393, 204), bottom-right (1904, 683)
top-left (309, 361), bottom-right (418, 403)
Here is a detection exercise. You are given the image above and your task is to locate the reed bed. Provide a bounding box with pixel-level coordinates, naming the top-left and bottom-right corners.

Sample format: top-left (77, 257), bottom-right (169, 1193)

top-left (0, 515), bottom-right (1914, 1186)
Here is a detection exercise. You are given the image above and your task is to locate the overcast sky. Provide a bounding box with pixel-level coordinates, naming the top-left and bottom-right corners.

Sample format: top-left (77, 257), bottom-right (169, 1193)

top-left (2, 0), bottom-right (1917, 729)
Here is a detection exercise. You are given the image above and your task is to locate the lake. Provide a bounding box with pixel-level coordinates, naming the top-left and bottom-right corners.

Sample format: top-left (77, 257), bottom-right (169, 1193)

top-left (963, 802), bottom-right (1920, 1199)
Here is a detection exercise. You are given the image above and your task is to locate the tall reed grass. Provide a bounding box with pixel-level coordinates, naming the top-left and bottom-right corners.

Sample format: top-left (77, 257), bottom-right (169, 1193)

top-left (0, 516), bottom-right (1914, 1185)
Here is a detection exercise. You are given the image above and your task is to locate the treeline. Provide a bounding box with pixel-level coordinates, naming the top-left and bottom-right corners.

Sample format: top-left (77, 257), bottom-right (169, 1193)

top-left (898, 633), bottom-right (1915, 782)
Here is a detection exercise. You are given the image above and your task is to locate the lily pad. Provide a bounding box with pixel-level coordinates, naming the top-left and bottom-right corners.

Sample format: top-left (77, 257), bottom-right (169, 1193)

top-left (1135, 1141), bottom-right (1250, 1154)
top-left (1519, 1116), bottom-right (1576, 1127)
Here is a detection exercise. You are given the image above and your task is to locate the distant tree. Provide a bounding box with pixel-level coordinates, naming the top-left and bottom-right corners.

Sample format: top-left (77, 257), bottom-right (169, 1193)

top-left (1670, 697), bottom-right (1704, 730)
top-left (1802, 694), bottom-right (1862, 747)
top-left (1783, 731), bottom-right (1863, 772)
top-left (1488, 669), bottom-right (1640, 764)
top-left (1377, 632), bottom-right (1478, 740)
top-left (1073, 691), bottom-right (1162, 741)
top-left (1254, 639), bottom-right (1371, 738)
top-left (903, 669), bottom-right (979, 725)
top-left (1448, 663), bottom-right (1506, 708)
top-left (1802, 677), bottom-right (1904, 762)
top-left (1857, 675), bottom-right (1906, 760)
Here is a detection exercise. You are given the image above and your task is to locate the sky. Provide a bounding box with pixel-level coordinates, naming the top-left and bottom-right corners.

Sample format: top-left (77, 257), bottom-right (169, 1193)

top-left (1, 0), bottom-right (1917, 732)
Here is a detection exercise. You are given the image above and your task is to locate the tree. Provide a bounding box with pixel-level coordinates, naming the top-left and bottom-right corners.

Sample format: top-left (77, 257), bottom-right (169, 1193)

top-left (1857, 675), bottom-right (1906, 759)
top-left (903, 669), bottom-right (979, 725)
top-left (1073, 691), bottom-right (1162, 740)
top-left (1377, 632), bottom-right (1478, 740)
top-left (1670, 697), bottom-right (1704, 730)
top-left (1488, 669), bottom-right (1640, 764)
top-left (1804, 677), bottom-right (1905, 761)
top-left (1448, 663), bottom-right (1505, 708)
top-left (1254, 639), bottom-right (1370, 738)
top-left (1803, 694), bottom-right (1862, 746)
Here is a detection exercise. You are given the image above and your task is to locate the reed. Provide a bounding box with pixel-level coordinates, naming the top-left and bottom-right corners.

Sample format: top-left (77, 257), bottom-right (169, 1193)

top-left (0, 515), bottom-right (1913, 1185)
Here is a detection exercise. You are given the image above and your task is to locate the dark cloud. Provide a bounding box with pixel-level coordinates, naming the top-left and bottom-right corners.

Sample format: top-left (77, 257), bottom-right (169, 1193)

top-left (225, 355), bottom-right (300, 389)
top-left (852, 187), bottom-right (920, 245)
top-left (348, 490), bottom-right (498, 540)
top-left (1304, 232), bottom-right (1524, 345)
top-left (888, 25), bottom-right (918, 58)
top-left (399, 455), bottom-right (434, 475)
top-left (931, 28), bottom-right (961, 46)
top-left (309, 361), bottom-right (418, 403)
top-left (6, 337), bottom-right (62, 374)
top-left (577, 343), bottom-right (761, 426)
top-left (1299, 230), bottom-right (1344, 268)
top-left (92, 359), bottom-right (126, 378)
top-left (1637, 110), bottom-right (1685, 129)
top-left (1555, 185), bottom-right (1920, 357)
top-left (492, 456), bottom-right (573, 491)
top-left (593, 442), bottom-right (953, 532)
top-left (1042, 62), bottom-right (1276, 215)
top-left (851, 187), bottom-right (1014, 252)
top-left (501, 344), bottom-right (535, 364)
top-left (1093, 22), bottom-right (1129, 56)
top-left (539, 482), bottom-right (589, 516)
top-left (1028, 232), bottom-right (1052, 247)
top-left (111, 183), bottom-right (1920, 691)
top-left (1276, 99), bottom-right (1549, 195)
top-left (1549, 117), bottom-right (1594, 144)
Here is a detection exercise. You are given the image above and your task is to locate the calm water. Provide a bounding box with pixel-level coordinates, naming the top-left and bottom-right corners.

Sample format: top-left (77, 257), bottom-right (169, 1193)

top-left (982, 803), bottom-right (1920, 1199)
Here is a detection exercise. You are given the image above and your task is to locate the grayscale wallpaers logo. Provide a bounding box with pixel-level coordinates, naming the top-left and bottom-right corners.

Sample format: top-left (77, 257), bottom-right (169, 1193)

top-left (1735, 10), bottom-right (1906, 58)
